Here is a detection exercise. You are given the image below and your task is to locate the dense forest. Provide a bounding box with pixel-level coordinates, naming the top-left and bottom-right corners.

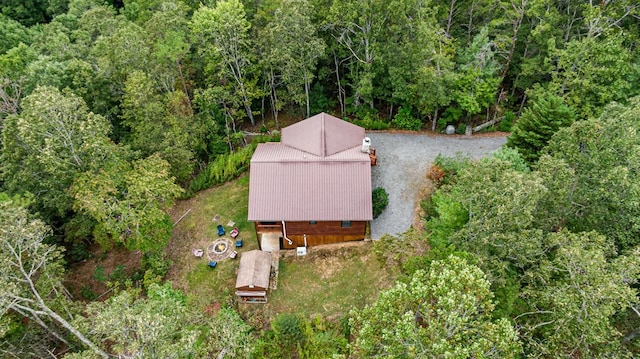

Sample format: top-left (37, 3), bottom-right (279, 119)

top-left (1, 0), bottom-right (640, 357)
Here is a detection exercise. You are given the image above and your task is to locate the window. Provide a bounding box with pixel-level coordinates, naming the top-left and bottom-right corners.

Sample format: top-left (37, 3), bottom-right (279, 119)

top-left (309, 221), bottom-right (317, 225)
top-left (341, 221), bottom-right (351, 228)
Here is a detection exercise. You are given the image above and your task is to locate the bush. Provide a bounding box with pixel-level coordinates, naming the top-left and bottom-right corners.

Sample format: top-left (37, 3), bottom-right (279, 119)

top-left (499, 111), bottom-right (515, 132)
top-left (391, 106), bottom-right (422, 131)
top-left (433, 154), bottom-right (471, 186)
top-left (352, 117), bottom-right (390, 130)
top-left (490, 147), bottom-right (530, 172)
top-left (372, 187), bottom-right (389, 219)
top-left (93, 266), bottom-right (107, 282)
top-left (141, 251), bottom-right (171, 279)
top-left (108, 264), bottom-right (128, 286)
top-left (185, 134), bottom-right (279, 197)
top-left (426, 164), bottom-right (446, 188)
top-left (81, 285), bottom-right (98, 301)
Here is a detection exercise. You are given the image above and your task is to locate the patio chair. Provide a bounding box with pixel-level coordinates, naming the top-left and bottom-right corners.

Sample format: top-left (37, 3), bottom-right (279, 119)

top-left (235, 239), bottom-right (243, 248)
top-left (230, 227), bottom-right (239, 239)
top-left (217, 224), bottom-right (225, 236)
top-left (208, 261), bottom-right (217, 268)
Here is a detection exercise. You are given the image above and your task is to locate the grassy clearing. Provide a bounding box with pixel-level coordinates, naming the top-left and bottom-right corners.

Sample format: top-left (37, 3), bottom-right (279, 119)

top-left (167, 174), bottom-right (395, 322)
top-left (265, 243), bottom-right (392, 318)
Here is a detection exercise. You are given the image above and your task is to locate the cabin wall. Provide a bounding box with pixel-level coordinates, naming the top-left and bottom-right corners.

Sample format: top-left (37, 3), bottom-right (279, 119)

top-left (254, 221), bottom-right (367, 249)
top-left (281, 221), bottom-right (366, 249)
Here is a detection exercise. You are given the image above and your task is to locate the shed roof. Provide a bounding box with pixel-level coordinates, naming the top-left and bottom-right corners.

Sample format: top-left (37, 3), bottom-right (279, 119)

top-left (235, 250), bottom-right (271, 290)
top-left (248, 114), bottom-right (373, 222)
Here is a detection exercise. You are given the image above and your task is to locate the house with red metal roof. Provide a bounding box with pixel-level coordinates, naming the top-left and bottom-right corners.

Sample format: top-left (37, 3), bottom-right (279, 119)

top-left (248, 113), bottom-right (375, 250)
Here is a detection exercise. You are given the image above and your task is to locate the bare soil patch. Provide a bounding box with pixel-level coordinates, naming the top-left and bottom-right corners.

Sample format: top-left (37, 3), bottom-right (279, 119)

top-left (64, 245), bottom-right (143, 301)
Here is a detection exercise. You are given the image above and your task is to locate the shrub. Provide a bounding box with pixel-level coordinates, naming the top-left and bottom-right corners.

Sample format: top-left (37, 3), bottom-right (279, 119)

top-left (426, 164), bottom-right (446, 187)
top-left (455, 123), bottom-right (467, 135)
top-left (391, 106), bottom-right (422, 131)
top-left (108, 264), bottom-right (128, 286)
top-left (141, 251), bottom-right (171, 280)
top-left (499, 111), bottom-right (515, 132)
top-left (433, 154), bottom-right (471, 186)
top-left (490, 147), bottom-right (530, 172)
top-left (352, 117), bottom-right (390, 130)
top-left (81, 285), bottom-right (98, 301)
top-left (93, 266), bottom-right (107, 282)
top-left (372, 187), bottom-right (389, 219)
top-left (185, 134), bottom-right (278, 197)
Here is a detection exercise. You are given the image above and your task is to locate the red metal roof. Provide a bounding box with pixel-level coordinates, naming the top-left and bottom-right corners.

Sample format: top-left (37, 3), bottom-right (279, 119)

top-left (248, 114), bottom-right (373, 222)
top-left (281, 112), bottom-right (366, 157)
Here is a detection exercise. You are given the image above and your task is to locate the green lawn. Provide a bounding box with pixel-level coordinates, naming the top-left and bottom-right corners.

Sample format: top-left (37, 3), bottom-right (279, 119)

top-left (166, 174), bottom-right (395, 322)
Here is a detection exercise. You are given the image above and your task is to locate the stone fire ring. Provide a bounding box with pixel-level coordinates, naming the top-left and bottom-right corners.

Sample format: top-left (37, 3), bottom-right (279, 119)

top-left (207, 238), bottom-right (233, 261)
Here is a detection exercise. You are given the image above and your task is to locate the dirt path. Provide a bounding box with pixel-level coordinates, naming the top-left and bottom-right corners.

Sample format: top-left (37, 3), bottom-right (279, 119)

top-left (367, 132), bottom-right (507, 239)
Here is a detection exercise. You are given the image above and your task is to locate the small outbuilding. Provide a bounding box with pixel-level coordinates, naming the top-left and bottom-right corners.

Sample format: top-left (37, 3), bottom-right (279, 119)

top-left (235, 250), bottom-right (271, 303)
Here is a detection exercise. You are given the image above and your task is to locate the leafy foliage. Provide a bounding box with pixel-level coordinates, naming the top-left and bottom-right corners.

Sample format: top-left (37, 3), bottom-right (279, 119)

top-left (1, 86), bottom-right (113, 218)
top-left (350, 255), bottom-right (522, 358)
top-left (71, 154), bottom-right (183, 252)
top-left (371, 187), bottom-right (389, 219)
top-left (507, 92), bottom-right (576, 164)
top-left (391, 106), bottom-right (421, 131)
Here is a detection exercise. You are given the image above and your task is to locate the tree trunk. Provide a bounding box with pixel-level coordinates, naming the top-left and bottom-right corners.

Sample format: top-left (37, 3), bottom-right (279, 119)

top-left (334, 51), bottom-right (345, 116)
top-left (432, 106), bottom-right (439, 132)
top-left (304, 73), bottom-right (310, 118)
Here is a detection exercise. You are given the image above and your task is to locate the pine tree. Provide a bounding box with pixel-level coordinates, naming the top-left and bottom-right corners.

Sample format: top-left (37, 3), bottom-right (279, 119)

top-left (507, 92), bottom-right (576, 164)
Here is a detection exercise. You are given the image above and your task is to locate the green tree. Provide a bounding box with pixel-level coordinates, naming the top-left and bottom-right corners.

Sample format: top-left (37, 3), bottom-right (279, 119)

top-left (71, 154), bottom-right (183, 252)
top-left (518, 231), bottom-right (639, 358)
top-left (1, 86), bottom-right (113, 218)
top-left (69, 283), bottom-right (198, 358)
top-left (68, 283), bottom-right (253, 358)
top-left (191, 0), bottom-right (259, 125)
top-left (326, 0), bottom-right (386, 108)
top-left (0, 0), bottom-right (50, 26)
top-left (0, 14), bottom-right (32, 54)
top-left (506, 92), bottom-right (576, 164)
top-left (541, 97), bottom-right (640, 250)
top-left (121, 70), bottom-right (200, 182)
top-left (0, 201), bottom-right (109, 358)
top-left (351, 255), bottom-right (522, 358)
top-left (544, 34), bottom-right (636, 119)
top-left (262, 0), bottom-right (325, 118)
top-left (451, 27), bottom-right (501, 123)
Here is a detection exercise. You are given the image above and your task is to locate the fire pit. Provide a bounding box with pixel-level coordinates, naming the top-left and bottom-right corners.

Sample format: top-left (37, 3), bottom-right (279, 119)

top-left (207, 238), bottom-right (234, 261)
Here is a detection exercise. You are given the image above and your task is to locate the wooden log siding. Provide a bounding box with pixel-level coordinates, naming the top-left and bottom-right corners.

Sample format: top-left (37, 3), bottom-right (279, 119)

top-left (255, 222), bottom-right (283, 233)
top-left (280, 221), bottom-right (366, 249)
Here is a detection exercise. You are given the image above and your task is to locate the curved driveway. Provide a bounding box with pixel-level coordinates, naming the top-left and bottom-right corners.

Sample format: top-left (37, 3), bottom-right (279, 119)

top-left (367, 133), bottom-right (507, 239)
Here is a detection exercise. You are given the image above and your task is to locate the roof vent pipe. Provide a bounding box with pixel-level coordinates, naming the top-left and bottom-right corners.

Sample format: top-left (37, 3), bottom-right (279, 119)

top-left (361, 137), bottom-right (371, 153)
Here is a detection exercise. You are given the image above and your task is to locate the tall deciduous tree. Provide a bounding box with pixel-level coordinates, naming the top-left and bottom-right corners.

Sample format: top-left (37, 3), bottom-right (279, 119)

top-left (122, 70), bottom-right (200, 182)
top-left (351, 255), bottom-right (522, 358)
top-left (451, 27), bottom-right (501, 123)
top-left (262, 0), bottom-right (325, 118)
top-left (67, 284), bottom-right (253, 358)
top-left (191, 0), bottom-right (259, 125)
top-left (518, 231), bottom-right (639, 358)
top-left (71, 154), bottom-right (183, 252)
top-left (1, 86), bottom-right (112, 218)
top-left (541, 97), bottom-right (640, 251)
top-left (0, 201), bottom-right (109, 358)
top-left (326, 0), bottom-right (386, 108)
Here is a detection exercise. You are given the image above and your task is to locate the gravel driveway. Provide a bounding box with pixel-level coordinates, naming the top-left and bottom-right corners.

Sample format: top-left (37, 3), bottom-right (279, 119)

top-left (367, 133), bottom-right (507, 239)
